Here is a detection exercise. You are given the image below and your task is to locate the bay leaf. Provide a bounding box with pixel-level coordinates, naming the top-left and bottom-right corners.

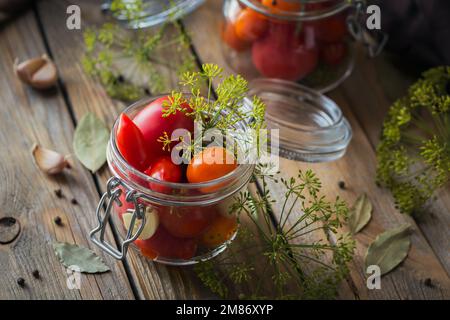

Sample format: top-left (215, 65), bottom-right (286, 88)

top-left (73, 112), bottom-right (109, 172)
top-left (365, 224), bottom-right (411, 276)
top-left (349, 193), bottom-right (372, 234)
top-left (53, 242), bottom-right (110, 273)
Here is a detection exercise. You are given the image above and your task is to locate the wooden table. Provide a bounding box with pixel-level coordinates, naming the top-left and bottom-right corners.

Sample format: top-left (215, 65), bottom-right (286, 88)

top-left (0, 0), bottom-right (449, 300)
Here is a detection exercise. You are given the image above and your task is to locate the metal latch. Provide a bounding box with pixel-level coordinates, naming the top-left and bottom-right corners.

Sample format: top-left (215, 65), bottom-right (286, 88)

top-left (90, 177), bottom-right (147, 260)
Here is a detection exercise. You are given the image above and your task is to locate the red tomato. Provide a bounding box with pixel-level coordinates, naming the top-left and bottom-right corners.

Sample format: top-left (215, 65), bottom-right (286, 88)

top-left (116, 114), bottom-right (153, 172)
top-left (316, 14), bottom-right (347, 43)
top-left (144, 156), bottom-right (182, 193)
top-left (252, 23), bottom-right (318, 81)
top-left (262, 0), bottom-right (301, 12)
top-left (222, 21), bottom-right (251, 52)
top-left (158, 206), bottom-right (215, 238)
top-left (135, 226), bottom-right (198, 260)
top-left (320, 42), bottom-right (347, 66)
top-left (115, 185), bottom-right (135, 220)
top-left (133, 96), bottom-right (194, 161)
top-left (201, 215), bottom-right (238, 248)
top-left (235, 8), bottom-right (268, 42)
top-left (187, 147), bottom-right (238, 183)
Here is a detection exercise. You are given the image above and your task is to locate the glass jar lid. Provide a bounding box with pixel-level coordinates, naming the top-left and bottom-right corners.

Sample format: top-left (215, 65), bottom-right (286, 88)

top-left (103, 0), bottom-right (205, 29)
top-left (247, 78), bottom-right (352, 163)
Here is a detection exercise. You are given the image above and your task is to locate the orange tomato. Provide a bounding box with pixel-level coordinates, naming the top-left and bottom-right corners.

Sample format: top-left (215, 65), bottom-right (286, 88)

top-left (221, 21), bottom-right (251, 52)
top-left (187, 147), bottom-right (238, 184)
top-left (235, 8), bottom-right (268, 42)
top-left (201, 215), bottom-right (238, 248)
top-left (262, 0), bottom-right (301, 12)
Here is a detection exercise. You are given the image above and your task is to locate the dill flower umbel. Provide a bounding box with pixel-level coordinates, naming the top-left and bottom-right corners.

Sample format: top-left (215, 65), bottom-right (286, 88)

top-left (376, 66), bottom-right (450, 215)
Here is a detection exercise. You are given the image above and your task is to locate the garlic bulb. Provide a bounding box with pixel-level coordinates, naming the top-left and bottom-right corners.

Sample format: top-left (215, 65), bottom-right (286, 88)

top-left (122, 207), bottom-right (159, 240)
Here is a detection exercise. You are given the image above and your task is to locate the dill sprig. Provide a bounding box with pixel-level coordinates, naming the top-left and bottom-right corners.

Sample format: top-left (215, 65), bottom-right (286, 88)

top-left (158, 64), bottom-right (266, 156)
top-left (82, 0), bottom-right (195, 101)
top-left (376, 66), bottom-right (450, 215)
top-left (195, 164), bottom-right (355, 299)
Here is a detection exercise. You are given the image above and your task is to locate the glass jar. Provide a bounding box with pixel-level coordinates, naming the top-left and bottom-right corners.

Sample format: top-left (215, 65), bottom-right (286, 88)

top-left (90, 96), bottom-right (254, 265)
top-left (221, 0), bottom-right (357, 92)
top-left (103, 0), bottom-right (205, 29)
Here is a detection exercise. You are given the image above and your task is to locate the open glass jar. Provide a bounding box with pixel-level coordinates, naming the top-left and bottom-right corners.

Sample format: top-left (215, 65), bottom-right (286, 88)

top-left (103, 0), bottom-right (205, 29)
top-left (91, 77), bottom-right (353, 265)
top-left (221, 0), bottom-right (358, 92)
top-left (90, 96), bottom-right (254, 265)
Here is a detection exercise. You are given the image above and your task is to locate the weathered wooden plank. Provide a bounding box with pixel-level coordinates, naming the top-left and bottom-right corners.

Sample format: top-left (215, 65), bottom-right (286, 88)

top-left (0, 10), bottom-right (133, 299)
top-left (340, 50), bottom-right (450, 276)
top-left (183, 0), bottom-right (450, 299)
top-left (35, 0), bottom-right (217, 300)
top-left (183, 0), bottom-right (357, 300)
top-left (36, 0), bottom-right (277, 299)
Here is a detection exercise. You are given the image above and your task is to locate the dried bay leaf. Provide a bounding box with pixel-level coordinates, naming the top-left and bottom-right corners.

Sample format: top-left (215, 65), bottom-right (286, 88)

top-left (73, 112), bottom-right (109, 172)
top-left (53, 242), bottom-right (110, 273)
top-left (365, 224), bottom-right (412, 276)
top-left (349, 193), bottom-right (372, 234)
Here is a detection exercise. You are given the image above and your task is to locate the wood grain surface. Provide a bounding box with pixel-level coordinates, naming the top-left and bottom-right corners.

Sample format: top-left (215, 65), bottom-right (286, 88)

top-left (0, 0), bottom-right (448, 300)
top-left (0, 9), bottom-right (133, 300)
top-left (183, 0), bottom-right (450, 299)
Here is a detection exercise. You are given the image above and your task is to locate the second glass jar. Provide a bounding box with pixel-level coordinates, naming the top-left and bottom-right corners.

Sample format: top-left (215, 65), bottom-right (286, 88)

top-left (221, 0), bottom-right (355, 92)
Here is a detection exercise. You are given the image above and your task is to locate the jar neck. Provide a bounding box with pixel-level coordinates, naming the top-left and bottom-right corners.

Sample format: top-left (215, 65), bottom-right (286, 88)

top-left (238, 0), bottom-right (353, 21)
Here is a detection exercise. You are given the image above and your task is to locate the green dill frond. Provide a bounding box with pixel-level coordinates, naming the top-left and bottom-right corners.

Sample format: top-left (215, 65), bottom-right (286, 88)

top-left (194, 261), bottom-right (229, 299)
top-left (195, 167), bottom-right (355, 300)
top-left (82, 1), bottom-right (196, 102)
top-left (110, 0), bottom-right (144, 21)
top-left (376, 66), bottom-right (450, 214)
top-left (163, 65), bottom-right (267, 155)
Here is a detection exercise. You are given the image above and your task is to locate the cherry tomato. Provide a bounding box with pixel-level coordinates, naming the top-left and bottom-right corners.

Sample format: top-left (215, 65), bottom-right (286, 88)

top-left (187, 146), bottom-right (238, 184)
top-left (158, 206), bottom-right (215, 238)
top-left (222, 21), bottom-right (251, 52)
top-left (201, 215), bottom-right (238, 248)
top-left (262, 0), bottom-right (301, 12)
top-left (235, 8), bottom-right (268, 42)
top-left (133, 96), bottom-right (194, 161)
top-left (316, 14), bottom-right (347, 43)
top-left (116, 114), bottom-right (153, 172)
top-left (320, 42), bottom-right (347, 66)
top-left (135, 226), bottom-right (198, 260)
top-left (252, 23), bottom-right (318, 81)
top-left (144, 156), bottom-right (182, 193)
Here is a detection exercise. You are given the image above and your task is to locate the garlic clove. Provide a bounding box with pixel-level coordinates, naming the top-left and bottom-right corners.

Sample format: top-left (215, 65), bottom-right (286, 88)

top-left (14, 55), bottom-right (58, 89)
top-left (32, 144), bottom-right (69, 175)
top-left (31, 57), bottom-right (58, 89)
top-left (14, 56), bottom-right (46, 84)
top-left (122, 207), bottom-right (159, 240)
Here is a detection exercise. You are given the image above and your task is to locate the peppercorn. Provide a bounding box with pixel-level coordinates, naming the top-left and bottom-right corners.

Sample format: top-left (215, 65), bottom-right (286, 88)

top-left (71, 198), bottom-right (78, 205)
top-left (338, 181), bottom-right (346, 190)
top-left (54, 189), bottom-right (63, 198)
top-left (424, 278), bottom-right (434, 288)
top-left (32, 270), bottom-right (40, 279)
top-left (54, 216), bottom-right (63, 226)
top-left (17, 278), bottom-right (25, 287)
